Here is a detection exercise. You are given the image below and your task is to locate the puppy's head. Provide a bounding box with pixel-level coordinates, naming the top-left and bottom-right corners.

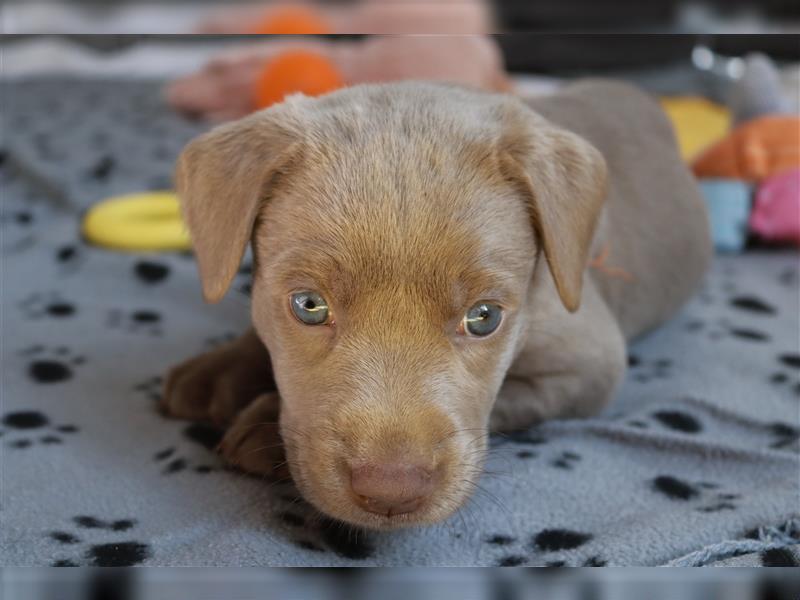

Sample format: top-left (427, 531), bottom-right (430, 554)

top-left (176, 83), bottom-right (606, 529)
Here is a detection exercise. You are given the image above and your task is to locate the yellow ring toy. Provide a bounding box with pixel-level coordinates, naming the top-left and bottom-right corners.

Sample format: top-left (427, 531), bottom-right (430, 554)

top-left (82, 191), bottom-right (191, 251)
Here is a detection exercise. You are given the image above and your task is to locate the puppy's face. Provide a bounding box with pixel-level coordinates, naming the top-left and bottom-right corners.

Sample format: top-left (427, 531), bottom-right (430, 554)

top-left (176, 83), bottom-right (606, 529)
top-left (252, 142), bottom-right (536, 528)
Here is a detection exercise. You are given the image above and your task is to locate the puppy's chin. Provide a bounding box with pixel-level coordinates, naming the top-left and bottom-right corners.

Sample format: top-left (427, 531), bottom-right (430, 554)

top-left (282, 432), bottom-right (485, 531)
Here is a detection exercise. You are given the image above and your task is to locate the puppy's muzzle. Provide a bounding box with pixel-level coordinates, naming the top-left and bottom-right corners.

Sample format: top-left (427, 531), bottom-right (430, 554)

top-left (350, 461), bottom-right (435, 517)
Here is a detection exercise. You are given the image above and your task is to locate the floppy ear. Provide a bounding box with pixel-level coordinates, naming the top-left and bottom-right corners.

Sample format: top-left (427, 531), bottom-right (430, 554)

top-left (175, 110), bottom-right (300, 303)
top-left (499, 104), bottom-right (608, 312)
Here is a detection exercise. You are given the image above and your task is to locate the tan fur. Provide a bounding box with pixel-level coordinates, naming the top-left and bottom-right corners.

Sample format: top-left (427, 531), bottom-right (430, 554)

top-left (163, 81), bottom-right (711, 530)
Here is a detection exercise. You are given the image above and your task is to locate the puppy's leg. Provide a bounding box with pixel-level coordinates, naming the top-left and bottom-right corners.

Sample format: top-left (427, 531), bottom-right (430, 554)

top-left (490, 283), bottom-right (627, 432)
top-left (162, 328), bottom-right (274, 426)
top-left (218, 392), bottom-right (286, 478)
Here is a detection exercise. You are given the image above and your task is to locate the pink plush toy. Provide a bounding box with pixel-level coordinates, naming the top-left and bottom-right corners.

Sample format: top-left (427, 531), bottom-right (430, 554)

top-left (750, 168), bottom-right (800, 245)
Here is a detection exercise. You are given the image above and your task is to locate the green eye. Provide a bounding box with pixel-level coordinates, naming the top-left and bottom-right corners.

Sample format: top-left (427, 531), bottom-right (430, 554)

top-left (462, 302), bottom-right (503, 337)
top-left (290, 291), bottom-right (330, 325)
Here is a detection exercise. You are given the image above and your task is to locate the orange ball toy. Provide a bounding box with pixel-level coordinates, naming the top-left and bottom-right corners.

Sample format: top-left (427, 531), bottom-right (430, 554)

top-left (249, 6), bottom-right (332, 35)
top-left (254, 50), bottom-right (345, 109)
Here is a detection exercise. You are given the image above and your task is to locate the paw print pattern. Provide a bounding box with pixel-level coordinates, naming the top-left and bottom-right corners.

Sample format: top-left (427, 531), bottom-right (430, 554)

top-left (133, 260), bottom-right (170, 285)
top-left (705, 317), bottom-right (771, 343)
top-left (489, 528), bottom-right (600, 567)
top-left (651, 409), bottom-right (703, 433)
top-left (1, 204), bottom-right (38, 254)
top-left (133, 375), bottom-right (163, 403)
top-left (48, 515), bottom-right (150, 567)
top-left (770, 353), bottom-right (800, 397)
top-left (107, 308), bottom-right (163, 336)
top-left (1, 209), bottom-right (34, 228)
top-left (153, 423), bottom-right (224, 475)
top-left (19, 292), bottom-right (77, 320)
top-left (550, 451), bottom-right (581, 470)
top-left (55, 244), bottom-right (85, 274)
top-left (651, 475), bottom-right (741, 513)
top-left (20, 345), bottom-right (85, 384)
top-left (729, 295), bottom-right (777, 316)
top-left (627, 355), bottom-right (673, 383)
top-left (1, 410), bottom-right (79, 449)
top-left (490, 431), bottom-right (548, 461)
top-left (768, 423), bottom-right (799, 452)
top-left (684, 291), bottom-right (776, 342)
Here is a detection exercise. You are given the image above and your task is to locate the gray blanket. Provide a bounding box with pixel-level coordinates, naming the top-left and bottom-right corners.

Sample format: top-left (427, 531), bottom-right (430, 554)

top-left (1, 79), bottom-right (798, 567)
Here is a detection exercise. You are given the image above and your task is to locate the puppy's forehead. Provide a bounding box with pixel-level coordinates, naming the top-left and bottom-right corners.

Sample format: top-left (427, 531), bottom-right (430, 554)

top-left (259, 84), bottom-right (536, 296)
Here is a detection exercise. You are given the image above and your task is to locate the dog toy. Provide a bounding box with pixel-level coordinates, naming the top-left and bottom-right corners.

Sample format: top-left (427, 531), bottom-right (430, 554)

top-left (660, 97), bottom-right (731, 161)
top-left (82, 191), bottom-right (191, 251)
top-left (697, 179), bottom-right (753, 252)
top-left (750, 168), bottom-right (800, 246)
top-left (692, 115), bottom-right (800, 181)
top-left (249, 6), bottom-right (332, 35)
top-left (254, 49), bottom-right (344, 109)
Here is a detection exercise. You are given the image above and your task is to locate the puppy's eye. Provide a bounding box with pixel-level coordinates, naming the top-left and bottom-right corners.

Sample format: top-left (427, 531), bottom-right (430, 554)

top-left (461, 302), bottom-right (503, 337)
top-left (290, 291), bottom-right (330, 325)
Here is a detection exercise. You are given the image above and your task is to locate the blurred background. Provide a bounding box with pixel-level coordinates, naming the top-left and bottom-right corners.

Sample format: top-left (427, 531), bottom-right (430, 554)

top-left (2, 0), bottom-right (800, 35)
top-left (3, 568), bottom-right (800, 600)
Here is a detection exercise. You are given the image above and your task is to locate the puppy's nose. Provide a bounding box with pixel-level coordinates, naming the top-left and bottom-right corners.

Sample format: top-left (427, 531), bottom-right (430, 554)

top-left (350, 462), bottom-right (433, 517)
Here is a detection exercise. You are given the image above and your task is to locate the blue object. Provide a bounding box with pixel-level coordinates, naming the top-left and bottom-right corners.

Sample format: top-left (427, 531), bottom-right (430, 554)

top-left (698, 179), bottom-right (753, 252)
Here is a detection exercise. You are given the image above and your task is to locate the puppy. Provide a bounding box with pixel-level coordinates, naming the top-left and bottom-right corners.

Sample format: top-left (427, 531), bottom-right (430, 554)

top-left (163, 80), bottom-right (711, 530)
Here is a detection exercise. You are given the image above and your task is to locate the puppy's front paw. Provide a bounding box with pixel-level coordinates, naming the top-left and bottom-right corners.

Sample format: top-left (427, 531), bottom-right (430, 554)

top-left (218, 393), bottom-right (287, 478)
top-left (162, 336), bottom-right (273, 425)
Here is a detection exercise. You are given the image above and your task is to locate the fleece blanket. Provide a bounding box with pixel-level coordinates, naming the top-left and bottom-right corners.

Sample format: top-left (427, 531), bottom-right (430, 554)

top-left (1, 79), bottom-right (798, 567)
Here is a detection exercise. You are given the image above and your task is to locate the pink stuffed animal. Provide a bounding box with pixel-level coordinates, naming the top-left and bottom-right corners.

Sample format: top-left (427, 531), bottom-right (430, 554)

top-left (750, 168), bottom-right (800, 245)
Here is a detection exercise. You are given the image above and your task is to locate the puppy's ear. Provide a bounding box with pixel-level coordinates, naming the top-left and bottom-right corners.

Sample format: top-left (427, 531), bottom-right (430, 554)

top-left (175, 110), bottom-right (300, 303)
top-left (499, 103), bottom-right (607, 312)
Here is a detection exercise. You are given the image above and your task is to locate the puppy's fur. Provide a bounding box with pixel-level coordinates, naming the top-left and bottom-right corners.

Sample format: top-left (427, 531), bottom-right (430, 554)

top-left (164, 80), bottom-right (711, 529)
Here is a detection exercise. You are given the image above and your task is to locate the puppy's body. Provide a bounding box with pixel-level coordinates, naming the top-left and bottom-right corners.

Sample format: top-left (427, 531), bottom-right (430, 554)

top-left (530, 81), bottom-right (710, 339)
top-left (491, 81), bottom-right (711, 428)
top-left (164, 80), bottom-right (710, 529)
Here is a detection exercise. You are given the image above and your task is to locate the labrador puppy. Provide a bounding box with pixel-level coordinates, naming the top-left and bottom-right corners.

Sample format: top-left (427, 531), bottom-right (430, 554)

top-left (163, 80), bottom-right (711, 529)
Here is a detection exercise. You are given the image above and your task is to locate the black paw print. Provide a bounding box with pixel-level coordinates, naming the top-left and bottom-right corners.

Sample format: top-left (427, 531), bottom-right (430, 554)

top-left (1, 206), bottom-right (38, 254)
top-left (20, 345), bottom-right (85, 384)
top-left (107, 308), bottom-right (163, 336)
top-left (628, 355), bottom-right (673, 383)
top-left (490, 431), bottom-right (548, 460)
top-left (770, 353), bottom-right (800, 397)
top-left (729, 295), bottom-right (776, 316)
top-left (651, 475), bottom-right (741, 513)
top-left (133, 260), bottom-right (170, 285)
top-left (768, 422), bottom-right (799, 452)
top-left (154, 423), bottom-right (224, 475)
top-left (705, 317), bottom-right (771, 343)
top-left (19, 291), bottom-right (77, 320)
top-left (133, 375), bottom-right (163, 403)
top-left (1, 208), bottom-right (34, 227)
top-left (651, 408), bottom-right (703, 434)
top-left (490, 528), bottom-right (600, 567)
top-left (550, 451), bottom-right (581, 470)
top-left (86, 154), bottom-right (115, 181)
top-left (1, 410), bottom-right (79, 449)
top-left (48, 515), bottom-right (150, 567)
top-left (55, 243), bottom-right (86, 274)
